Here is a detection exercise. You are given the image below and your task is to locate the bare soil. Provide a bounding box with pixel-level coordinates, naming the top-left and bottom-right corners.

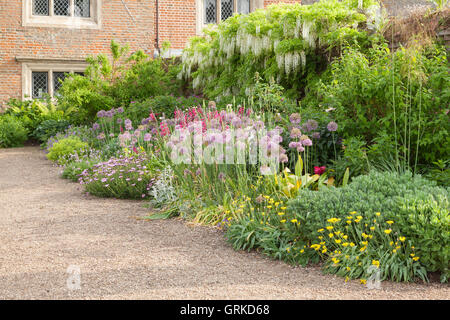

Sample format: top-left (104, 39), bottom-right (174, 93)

top-left (0, 147), bottom-right (448, 299)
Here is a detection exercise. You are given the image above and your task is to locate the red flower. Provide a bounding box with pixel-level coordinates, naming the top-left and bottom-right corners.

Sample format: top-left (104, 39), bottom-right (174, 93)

top-left (314, 166), bottom-right (326, 175)
top-left (133, 146), bottom-right (138, 154)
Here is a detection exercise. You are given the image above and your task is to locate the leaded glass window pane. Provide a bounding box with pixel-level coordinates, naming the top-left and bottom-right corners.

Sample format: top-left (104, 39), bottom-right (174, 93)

top-left (53, 72), bottom-right (67, 93)
top-left (33, 0), bottom-right (49, 16)
top-left (237, 0), bottom-right (250, 14)
top-left (204, 0), bottom-right (216, 24)
top-left (221, 0), bottom-right (234, 21)
top-left (74, 0), bottom-right (90, 18)
top-left (53, 0), bottom-right (70, 16)
top-left (32, 72), bottom-right (48, 99)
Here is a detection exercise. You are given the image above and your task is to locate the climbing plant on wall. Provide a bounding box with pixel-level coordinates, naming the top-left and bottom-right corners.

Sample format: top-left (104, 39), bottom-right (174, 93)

top-left (180, 0), bottom-right (382, 100)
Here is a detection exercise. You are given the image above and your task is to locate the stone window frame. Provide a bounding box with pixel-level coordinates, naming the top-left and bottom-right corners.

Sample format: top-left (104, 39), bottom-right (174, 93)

top-left (22, 0), bottom-right (102, 29)
top-left (196, 0), bottom-right (263, 35)
top-left (17, 57), bottom-right (88, 100)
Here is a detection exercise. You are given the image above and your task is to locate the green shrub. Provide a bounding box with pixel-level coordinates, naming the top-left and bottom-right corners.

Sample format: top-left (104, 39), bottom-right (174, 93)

top-left (305, 44), bottom-right (450, 169)
top-left (123, 95), bottom-right (202, 125)
top-left (62, 160), bottom-right (96, 182)
top-left (46, 137), bottom-right (89, 165)
top-left (287, 171), bottom-right (449, 281)
top-left (5, 98), bottom-right (71, 135)
top-left (0, 115), bottom-right (28, 148)
top-left (32, 119), bottom-right (71, 143)
top-left (329, 136), bottom-right (370, 183)
top-left (57, 40), bottom-right (181, 124)
top-left (396, 194), bottom-right (449, 282)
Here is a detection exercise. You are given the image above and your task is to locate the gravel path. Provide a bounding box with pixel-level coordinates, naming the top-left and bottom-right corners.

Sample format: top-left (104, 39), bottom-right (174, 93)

top-left (0, 147), bottom-right (448, 300)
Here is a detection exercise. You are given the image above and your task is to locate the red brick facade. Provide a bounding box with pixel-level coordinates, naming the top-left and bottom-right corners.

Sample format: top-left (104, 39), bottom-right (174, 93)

top-left (0, 0), bottom-right (301, 106)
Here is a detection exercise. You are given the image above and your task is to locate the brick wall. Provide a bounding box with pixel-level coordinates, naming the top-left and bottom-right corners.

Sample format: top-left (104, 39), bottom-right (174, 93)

top-left (0, 0), bottom-right (155, 105)
top-left (0, 0), bottom-right (302, 105)
top-left (156, 0), bottom-right (196, 50)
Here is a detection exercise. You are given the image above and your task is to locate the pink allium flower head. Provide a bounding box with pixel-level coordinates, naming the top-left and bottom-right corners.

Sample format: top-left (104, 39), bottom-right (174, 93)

top-left (289, 113), bottom-right (301, 124)
top-left (302, 138), bottom-right (313, 147)
top-left (327, 121), bottom-right (338, 132)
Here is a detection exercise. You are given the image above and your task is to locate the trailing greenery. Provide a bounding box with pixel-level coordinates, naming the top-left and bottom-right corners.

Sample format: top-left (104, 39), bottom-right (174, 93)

top-left (180, 0), bottom-right (381, 100)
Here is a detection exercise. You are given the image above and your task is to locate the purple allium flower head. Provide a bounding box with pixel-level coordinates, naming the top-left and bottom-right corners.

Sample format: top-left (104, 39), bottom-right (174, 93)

top-left (143, 133), bottom-right (152, 142)
top-left (106, 110), bottom-right (114, 118)
top-left (117, 118), bottom-right (123, 124)
top-left (289, 141), bottom-right (300, 149)
top-left (125, 119), bottom-right (133, 131)
top-left (290, 127), bottom-right (302, 139)
top-left (305, 119), bottom-right (319, 131)
top-left (116, 107), bottom-right (124, 114)
top-left (92, 123), bottom-right (100, 130)
top-left (297, 145), bottom-right (305, 152)
top-left (231, 117), bottom-right (242, 128)
top-left (254, 120), bottom-right (265, 130)
top-left (289, 113), bottom-right (301, 124)
top-left (302, 138), bottom-right (313, 147)
top-left (97, 110), bottom-right (106, 118)
top-left (327, 121), bottom-right (338, 132)
top-left (312, 132), bottom-right (321, 139)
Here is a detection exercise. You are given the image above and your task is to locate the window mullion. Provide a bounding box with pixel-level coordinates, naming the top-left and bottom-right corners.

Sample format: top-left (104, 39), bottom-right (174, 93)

top-left (49, 0), bottom-right (54, 16)
top-left (49, 70), bottom-right (54, 97)
top-left (70, 0), bottom-right (74, 17)
top-left (217, 0), bottom-right (221, 23)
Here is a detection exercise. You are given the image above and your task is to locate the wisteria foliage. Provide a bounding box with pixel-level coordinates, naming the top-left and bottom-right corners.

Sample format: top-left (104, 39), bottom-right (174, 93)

top-left (180, 0), bottom-right (380, 100)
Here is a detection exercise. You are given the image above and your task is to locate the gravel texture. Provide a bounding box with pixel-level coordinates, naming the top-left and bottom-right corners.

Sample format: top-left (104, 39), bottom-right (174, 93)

top-left (0, 147), bottom-right (448, 300)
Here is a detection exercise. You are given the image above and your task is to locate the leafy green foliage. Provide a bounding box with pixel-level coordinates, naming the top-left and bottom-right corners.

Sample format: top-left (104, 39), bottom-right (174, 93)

top-left (46, 137), bottom-right (89, 165)
top-left (4, 98), bottom-right (71, 136)
top-left (396, 193), bottom-right (449, 282)
top-left (32, 119), bottom-right (71, 143)
top-left (330, 136), bottom-right (370, 183)
top-left (305, 44), bottom-right (450, 169)
top-left (57, 40), bottom-right (181, 124)
top-left (62, 160), bottom-right (96, 182)
top-left (123, 95), bottom-right (202, 125)
top-left (0, 115), bottom-right (28, 148)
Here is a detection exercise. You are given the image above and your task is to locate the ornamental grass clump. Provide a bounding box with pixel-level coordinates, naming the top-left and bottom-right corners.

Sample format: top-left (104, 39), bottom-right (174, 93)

top-left (79, 152), bottom-right (160, 199)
